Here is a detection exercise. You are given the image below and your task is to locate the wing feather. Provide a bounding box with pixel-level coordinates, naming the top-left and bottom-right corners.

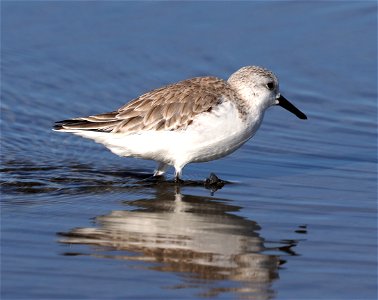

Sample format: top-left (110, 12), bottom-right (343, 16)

top-left (54, 77), bottom-right (235, 133)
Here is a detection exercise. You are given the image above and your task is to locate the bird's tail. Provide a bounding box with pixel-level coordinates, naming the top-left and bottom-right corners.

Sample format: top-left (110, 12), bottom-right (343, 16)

top-left (53, 112), bottom-right (119, 132)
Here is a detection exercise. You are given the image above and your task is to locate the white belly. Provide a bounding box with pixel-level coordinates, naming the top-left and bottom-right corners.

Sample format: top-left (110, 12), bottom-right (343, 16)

top-left (74, 102), bottom-right (263, 168)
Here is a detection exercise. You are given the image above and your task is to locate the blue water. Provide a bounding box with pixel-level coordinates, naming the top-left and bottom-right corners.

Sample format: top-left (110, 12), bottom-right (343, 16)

top-left (1, 2), bottom-right (377, 299)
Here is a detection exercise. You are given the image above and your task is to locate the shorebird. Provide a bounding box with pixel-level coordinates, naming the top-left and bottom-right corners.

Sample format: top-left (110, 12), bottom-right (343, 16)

top-left (54, 66), bottom-right (307, 182)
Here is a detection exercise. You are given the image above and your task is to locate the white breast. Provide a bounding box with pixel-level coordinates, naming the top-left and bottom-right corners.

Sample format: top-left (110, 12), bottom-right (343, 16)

top-left (179, 101), bottom-right (263, 163)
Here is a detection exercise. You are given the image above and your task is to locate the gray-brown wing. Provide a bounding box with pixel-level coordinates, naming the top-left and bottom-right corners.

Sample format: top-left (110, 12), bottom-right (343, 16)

top-left (54, 77), bottom-right (229, 133)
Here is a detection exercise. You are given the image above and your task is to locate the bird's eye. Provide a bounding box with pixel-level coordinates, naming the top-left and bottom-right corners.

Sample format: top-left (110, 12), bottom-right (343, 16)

top-left (266, 82), bottom-right (274, 90)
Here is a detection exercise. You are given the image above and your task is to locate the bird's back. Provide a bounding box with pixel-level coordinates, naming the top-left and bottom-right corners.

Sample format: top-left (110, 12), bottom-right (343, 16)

top-left (53, 76), bottom-right (238, 135)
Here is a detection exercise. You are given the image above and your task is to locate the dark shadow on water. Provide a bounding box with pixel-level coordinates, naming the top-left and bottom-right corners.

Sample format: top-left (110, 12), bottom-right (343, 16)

top-left (0, 159), bottom-right (228, 196)
top-left (58, 184), bottom-right (303, 299)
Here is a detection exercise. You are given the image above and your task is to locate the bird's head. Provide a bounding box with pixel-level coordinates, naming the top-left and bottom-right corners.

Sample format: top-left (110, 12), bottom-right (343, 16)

top-left (228, 66), bottom-right (307, 119)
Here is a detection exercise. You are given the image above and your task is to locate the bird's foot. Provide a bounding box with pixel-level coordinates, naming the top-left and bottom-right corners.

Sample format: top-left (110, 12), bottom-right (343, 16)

top-left (204, 173), bottom-right (225, 193)
top-left (174, 176), bottom-right (184, 184)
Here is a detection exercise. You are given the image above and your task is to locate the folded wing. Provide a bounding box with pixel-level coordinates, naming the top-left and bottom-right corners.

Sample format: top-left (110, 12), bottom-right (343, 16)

top-left (54, 77), bottom-right (228, 134)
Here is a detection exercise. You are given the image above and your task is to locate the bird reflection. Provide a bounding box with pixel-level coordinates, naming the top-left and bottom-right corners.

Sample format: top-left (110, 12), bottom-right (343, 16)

top-left (59, 184), bottom-right (300, 299)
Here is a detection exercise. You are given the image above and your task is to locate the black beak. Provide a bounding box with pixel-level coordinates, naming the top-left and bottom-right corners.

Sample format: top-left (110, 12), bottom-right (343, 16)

top-left (277, 95), bottom-right (307, 120)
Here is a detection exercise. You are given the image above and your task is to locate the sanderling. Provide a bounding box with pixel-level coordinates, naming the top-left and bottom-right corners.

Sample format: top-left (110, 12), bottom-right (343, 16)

top-left (54, 66), bottom-right (307, 181)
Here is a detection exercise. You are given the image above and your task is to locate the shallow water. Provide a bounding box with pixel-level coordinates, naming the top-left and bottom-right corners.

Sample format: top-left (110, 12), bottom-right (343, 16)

top-left (1, 2), bottom-right (377, 300)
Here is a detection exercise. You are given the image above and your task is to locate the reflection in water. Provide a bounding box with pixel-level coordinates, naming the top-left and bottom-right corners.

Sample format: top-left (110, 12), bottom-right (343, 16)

top-left (59, 185), bottom-right (300, 299)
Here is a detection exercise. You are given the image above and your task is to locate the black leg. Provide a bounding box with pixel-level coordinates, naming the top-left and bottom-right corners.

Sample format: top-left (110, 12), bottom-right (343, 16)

top-left (174, 174), bottom-right (184, 184)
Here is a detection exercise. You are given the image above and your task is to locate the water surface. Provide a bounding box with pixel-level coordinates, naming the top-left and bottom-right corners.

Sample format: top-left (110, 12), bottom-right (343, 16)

top-left (1, 2), bottom-right (377, 299)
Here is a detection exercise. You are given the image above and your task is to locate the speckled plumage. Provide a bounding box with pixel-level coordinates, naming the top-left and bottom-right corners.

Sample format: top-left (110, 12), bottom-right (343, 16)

top-left (54, 76), bottom-right (247, 134)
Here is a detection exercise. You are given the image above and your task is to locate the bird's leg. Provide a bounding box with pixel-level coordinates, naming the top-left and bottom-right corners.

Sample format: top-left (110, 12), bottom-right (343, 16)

top-left (174, 169), bottom-right (184, 184)
top-left (153, 162), bottom-right (168, 177)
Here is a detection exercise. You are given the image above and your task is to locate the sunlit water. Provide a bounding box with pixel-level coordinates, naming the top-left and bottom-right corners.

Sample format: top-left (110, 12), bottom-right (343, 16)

top-left (1, 2), bottom-right (377, 300)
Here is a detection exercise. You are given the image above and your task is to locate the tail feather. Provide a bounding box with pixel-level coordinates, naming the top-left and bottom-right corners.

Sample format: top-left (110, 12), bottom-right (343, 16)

top-left (53, 112), bottom-right (119, 132)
